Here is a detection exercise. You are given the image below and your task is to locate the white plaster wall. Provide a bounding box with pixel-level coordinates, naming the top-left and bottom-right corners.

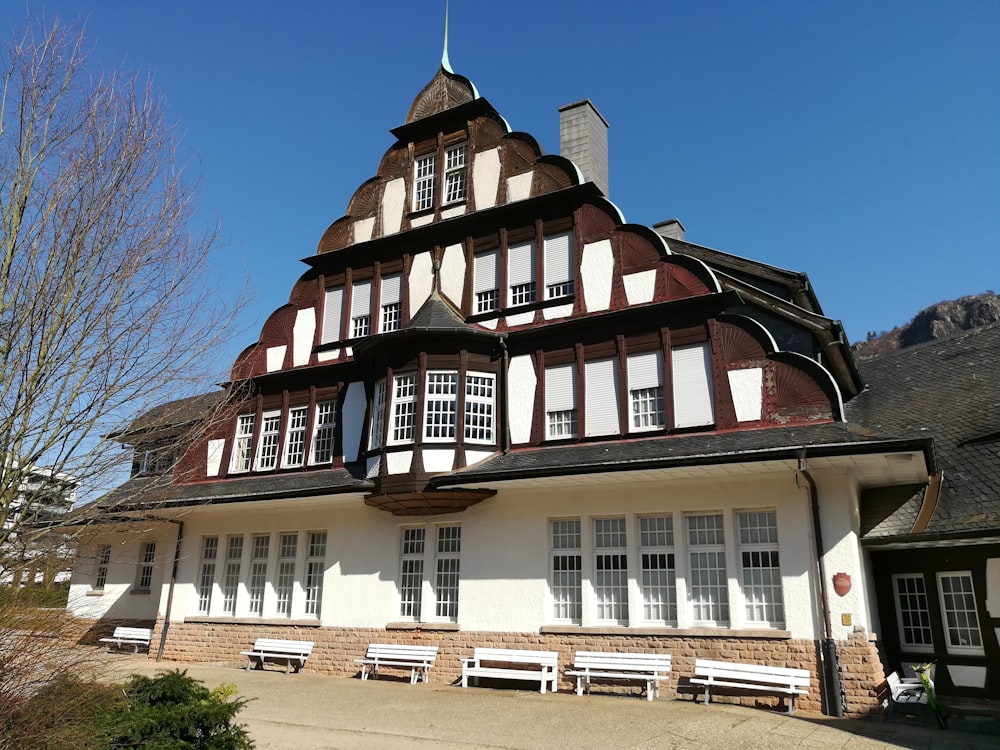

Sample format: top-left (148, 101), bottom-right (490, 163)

top-left (507, 355), bottom-right (537, 444)
top-left (381, 178), bottom-right (405, 236)
top-left (292, 309), bottom-right (315, 367)
top-left (440, 206), bottom-right (465, 220)
top-left (624, 270), bottom-right (656, 305)
top-left (317, 349), bottom-right (340, 362)
top-left (465, 450), bottom-right (494, 468)
top-left (728, 368), bottom-right (763, 422)
top-left (265, 346), bottom-right (286, 373)
top-left (409, 252), bottom-right (433, 313)
top-left (386, 451), bottom-right (413, 474)
top-left (439, 243), bottom-right (466, 305)
top-left (506, 171), bottom-right (533, 203)
top-left (353, 217), bottom-right (375, 243)
top-left (582, 240), bottom-right (614, 312)
top-left (505, 311), bottom-right (534, 327)
top-left (947, 665), bottom-right (987, 688)
top-left (985, 557), bottom-right (1000, 617)
top-left (542, 304), bottom-right (573, 321)
top-left (365, 456), bottom-right (380, 479)
top-left (206, 439), bottom-right (225, 477)
top-left (341, 382), bottom-right (366, 463)
top-left (472, 147), bottom-right (500, 210)
top-left (411, 214), bottom-right (433, 228)
top-left (422, 449), bottom-right (455, 473)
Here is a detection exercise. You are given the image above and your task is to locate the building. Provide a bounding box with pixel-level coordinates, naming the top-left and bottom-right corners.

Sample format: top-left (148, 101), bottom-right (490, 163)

top-left (66, 58), bottom-right (944, 714)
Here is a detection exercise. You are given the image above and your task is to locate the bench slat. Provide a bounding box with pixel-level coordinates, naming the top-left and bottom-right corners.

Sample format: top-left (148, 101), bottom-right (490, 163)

top-left (461, 647), bottom-right (559, 694)
top-left (242, 638), bottom-right (314, 674)
top-left (355, 643), bottom-right (439, 685)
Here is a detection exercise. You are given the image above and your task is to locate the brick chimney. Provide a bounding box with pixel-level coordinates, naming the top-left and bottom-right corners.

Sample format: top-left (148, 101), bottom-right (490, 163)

top-left (559, 99), bottom-right (609, 196)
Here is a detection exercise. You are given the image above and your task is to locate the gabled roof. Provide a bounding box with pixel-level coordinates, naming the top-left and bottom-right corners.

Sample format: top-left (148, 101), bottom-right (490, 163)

top-left (108, 391), bottom-right (225, 443)
top-left (849, 323), bottom-right (1000, 542)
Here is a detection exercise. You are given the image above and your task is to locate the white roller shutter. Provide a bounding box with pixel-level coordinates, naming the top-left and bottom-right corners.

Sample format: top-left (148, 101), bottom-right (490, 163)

top-left (627, 351), bottom-right (662, 390)
top-left (351, 280), bottom-right (372, 320)
top-left (380, 274), bottom-right (401, 305)
top-left (672, 343), bottom-right (715, 428)
top-left (322, 287), bottom-right (344, 344)
top-left (474, 250), bottom-right (499, 295)
top-left (545, 364), bottom-right (575, 412)
top-left (544, 231), bottom-right (573, 297)
top-left (584, 358), bottom-right (620, 436)
top-left (508, 240), bottom-right (535, 300)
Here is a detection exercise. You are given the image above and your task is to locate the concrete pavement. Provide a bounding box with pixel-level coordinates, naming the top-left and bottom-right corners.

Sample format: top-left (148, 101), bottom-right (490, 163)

top-left (98, 654), bottom-right (995, 750)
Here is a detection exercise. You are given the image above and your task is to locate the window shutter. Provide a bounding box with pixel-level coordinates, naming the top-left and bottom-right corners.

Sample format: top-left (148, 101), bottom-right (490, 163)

top-left (672, 343), bottom-right (715, 428)
top-left (351, 280), bottom-right (372, 319)
top-left (627, 351), bottom-right (662, 390)
top-left (584, 358), bottom-right (620, 436)
top-left (473, 250), bottom-right (499, 294)
top-left (544, 231), bottom-right (573, 287)
top-left (508, 241), bottom-right (535, 287)
top-left (322, 287), bottom-right (343, 344)
top-left (381, 274), bottom-right (401, 305)
top-left (545, 364), bottom-right (575, 412)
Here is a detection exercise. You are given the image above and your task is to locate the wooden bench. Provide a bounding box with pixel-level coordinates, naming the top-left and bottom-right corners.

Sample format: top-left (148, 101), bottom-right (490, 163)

top-left (461, 647), bottom-right (559, 694)
top-left (691, 658), bottom-right (810, 715)
top-left (354, 644), bottom-right (439, 684)
top-left (566, 651), bottom-right (672, 701)
top-left (886, 671), bottom-right (945, 726)
top-left (98, 626), bottom-right (153, 653)
top-left (240, 638), bottom-right (313, 674)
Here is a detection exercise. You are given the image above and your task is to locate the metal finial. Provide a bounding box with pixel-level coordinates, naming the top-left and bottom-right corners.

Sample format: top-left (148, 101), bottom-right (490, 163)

top-left (441, 0), bottom-right (453, 73)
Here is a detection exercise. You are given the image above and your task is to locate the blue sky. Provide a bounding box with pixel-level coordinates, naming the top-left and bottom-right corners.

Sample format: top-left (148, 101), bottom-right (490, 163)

top-left (10, 1), bottom-right (999, 369)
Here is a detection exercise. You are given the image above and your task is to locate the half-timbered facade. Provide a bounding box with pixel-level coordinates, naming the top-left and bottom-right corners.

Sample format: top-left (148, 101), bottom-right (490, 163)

top-left (67, 62), bottom-right (940, 715)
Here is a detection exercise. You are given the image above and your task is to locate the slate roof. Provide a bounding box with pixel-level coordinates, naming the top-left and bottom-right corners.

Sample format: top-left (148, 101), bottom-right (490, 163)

top-left (847, 323), bottom-right (1000, 541)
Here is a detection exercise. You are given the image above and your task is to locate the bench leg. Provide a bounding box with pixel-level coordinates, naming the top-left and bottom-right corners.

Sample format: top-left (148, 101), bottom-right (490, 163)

top-left (703, 686), bottom-right (712, 705)
top-left (788, 694), bottom-right (795, 716)
top-left (575, 676), bottom-right (584, 696)
top-left (410, 667), bottom-right (418, 685)
top-left (647, 679), bottom-right (655, 702)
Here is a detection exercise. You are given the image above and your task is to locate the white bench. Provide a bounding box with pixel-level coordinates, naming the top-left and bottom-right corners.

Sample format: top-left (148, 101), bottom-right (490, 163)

top-left (461, 647), bottom-right (559, 694)
top-left (240, 638), bottom-right (313, 674)
top-left (886, 671), bottom-right (941, 725)
top-left (99, 626), bottom-right (153, 653)
top-left (566, 651), bottom-right (672, 701)
top-left (691, 658), bottom-right (810, 715)
top-left (354, 643), bottom-right (439, 684)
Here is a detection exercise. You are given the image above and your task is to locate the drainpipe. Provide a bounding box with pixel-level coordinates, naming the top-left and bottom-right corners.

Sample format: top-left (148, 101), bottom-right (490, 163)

top-left (156, 517), bottom-right (184, 662)
top-left (798, 450), bottom-right (844, 717)
top-left (498, 335), bottom-right (510, 455)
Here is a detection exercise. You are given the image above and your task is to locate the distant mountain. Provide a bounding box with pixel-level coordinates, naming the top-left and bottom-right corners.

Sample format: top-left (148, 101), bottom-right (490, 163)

top-left (852, 291), bottom-right (1000, 360)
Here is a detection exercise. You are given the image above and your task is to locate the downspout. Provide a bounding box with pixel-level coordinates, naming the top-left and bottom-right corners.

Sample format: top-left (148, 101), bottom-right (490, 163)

top-left (156, 517), bottom-right (184, 662)
top-left (798, 450), bottom-right (844, 717)
top-left (498, 335), bottom-right (510, 455)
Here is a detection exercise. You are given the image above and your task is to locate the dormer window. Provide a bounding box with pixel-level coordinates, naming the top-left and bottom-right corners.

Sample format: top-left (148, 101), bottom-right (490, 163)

top-left (350, 280), bottom-right (373, 339)
top-left (413, 153), bottom-right (436, 211)
top-left (544, 231), bottom-right (574, 299)
top-left (412, 140), bottom-right (468, 212)
top-left (508, 240), bottom-right (536, 307)
top-left (379, 274), bottom-right (402, 333)
top-left (443, 143), bottom-right (467, 204)
top-left (474, 250), bottom-right (499, 313)
top-left (230, 414), bottom-right (255, 473)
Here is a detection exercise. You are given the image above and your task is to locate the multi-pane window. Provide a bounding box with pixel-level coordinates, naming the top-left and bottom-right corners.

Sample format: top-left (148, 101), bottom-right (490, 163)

top-left (379, 274), bottom-right (402, 333)
top-left (230, 414), bottom-right (255, 473)
top-left (248, 534), bottom-right (269, 616)
top-left (737, 511), bottom-right (784, 627)
top-left (369, 379), bottom-right (387, 450)
top-left (254, 410), bottom-right (281, 471)
top-left (543, 231), bottom-right (574, 299)
top-left (937, 572), bottom-right (983, 655)
top-left (311, 401), bottom-right (336, 464)
top-left (350, 280), bottom-right (372, 338)
top-left (304, 532), bottom-right (327, 618)
top-left (639, 516), bottom-right (676, 624)
top-left (584, 358), bottom-right (619, 437)
top-left (508, 240), bottom-right (536, 306)
top-left (282, 406), bottom-right (308, 468)
top-left (413, 153), bottom-right (436, 211)
top-left (94, 545), bottom-right (111, 590)
top-left (893, 574), bottom-right (934, 651)
top-left (321, 286), bottom-right (344, 344)
top-left (672, 343), bottom-right (715, 428)
top-left (550, 519), bottom-right (582, 622)
top-left (687, 514), bottom-right (729, 626)
top-left (545, 364), bottom-right (577, 439)
top-left (197, 536), bottom-right (218, 615)
top-left (435, 526), bottom-right (461, 620)
top-left (222, 536), bottom-right (243, 615)
top-left (399, 527), bottom-right (425, 620)
top-left (443, 143), bottom-right (467, 204)
top-left (134, 542), bottom-right (156, 591)
top-left (473, 250), bottom-right (499, 313)
top-left (424, 372), bottom-right (458, 441)
top-left (275, 533), bottom-right (297, 617)
top-left (390, 374), bottom-right (417, 444)
top-left (594, 518), bottom-right (628, 623)
top-left (628, 352), bottom-right (665, 432)
top-left (464, 373), bottom-right (494, 443)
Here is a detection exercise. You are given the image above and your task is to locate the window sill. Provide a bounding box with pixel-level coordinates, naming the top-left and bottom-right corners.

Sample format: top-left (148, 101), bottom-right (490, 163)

top-left (86, 590), bottom-right (104, 597)
top-left (386, 621), bottom-right (460, 632)
top-left (130, 589), bottom-right (151, 596)
top-left (183, 616), bottom-right (322, 627)
top-left (467, 295), bottom-right (576, 325)
top-left (540, 625), bottom-right (792, 639)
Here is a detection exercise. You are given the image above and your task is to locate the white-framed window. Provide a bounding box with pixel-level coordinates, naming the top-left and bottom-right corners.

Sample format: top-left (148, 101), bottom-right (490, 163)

top-left (936, 571), bottom-right (984, 655)
top-left (672, 343), bottom-right (714, 428)
top-left (379, 274), bottom-right (402, 333)
top-left (434, 525), bottom-right (461, 620)
top-left (464, 373), bottom-right (494, 443)
top-left (248, 534), bottom-right (269, 616)
top-left (282, 405), bottom-right (309, 468)
top-left (304, 532), bottom-right (327, 618)
top-left (390, 374), bottom-right (417, 444)
top-left (424, 371), bottom-right (458, 441)
top-left (550, 518), bottom-right (582, 623)
top-left (310, 401), bottom-right (336, 464)
top-left (222, 536), bottom-right (243, 615)
top-left (686, 513), bottom-right (729, 626)
top-left (230, 413), bottom-right (255, 473)
top-left (321, 286), bottom-right (344, 344)
top-left (594, 518), bottom-right (628, 624)
top-left (893, 573), bottom-right (934, 652)
top-left (584, 358), bottom-right (620, 437)
top-left (443, 143), bottom-right (467, 204)
top-left (473, 249), bottom-right (499, 313)
top-left (350, 280), bottom-right (372, 338)
top-left (133, 542), bottom-right (155, 591)
top-left (628, 351), bottom-right (665, 432)
top-left (94, 545), bottom-right (111, 591)
top-left (369, 379), bottom-right (387, 450)
top-left (254, 410), bottom-right (281, 471)
top-left (545, 364), bottom-right (577, 439)
top-left (399, 527), bottom-right (425, 620)
top-left (197, 536), bottom-right (218, 615)
top-left (508, 240), bottom-right (536, 307)
top-left (639, 515), bottom-right (676, 625)
top-left (413, 152), bottom-right (436, 211)
top-left (275, 533), bottom-right (297, 617)
top-left (138, 446), bottom-right (176, 476)
top-left (543, 231), bottom-right (574, 299)
top-left (737, 510), bottom-right (784, 628)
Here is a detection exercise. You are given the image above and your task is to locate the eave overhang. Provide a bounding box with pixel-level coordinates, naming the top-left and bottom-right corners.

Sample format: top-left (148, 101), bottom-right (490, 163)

top-left (390, 96), bottom-right (499, 143)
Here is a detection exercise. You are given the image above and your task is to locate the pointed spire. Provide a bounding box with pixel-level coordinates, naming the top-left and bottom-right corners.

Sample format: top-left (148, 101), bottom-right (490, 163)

top-left (441, 0), bottom-right (453, 73)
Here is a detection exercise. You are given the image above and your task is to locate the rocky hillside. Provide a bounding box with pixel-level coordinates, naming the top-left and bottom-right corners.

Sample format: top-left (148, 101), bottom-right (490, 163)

top-left (852, 291), bottom-right (1000, 360)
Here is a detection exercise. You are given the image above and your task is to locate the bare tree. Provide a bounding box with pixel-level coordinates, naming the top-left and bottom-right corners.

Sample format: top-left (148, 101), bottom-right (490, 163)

top-left (0, 14), bottom-right (238, 580)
